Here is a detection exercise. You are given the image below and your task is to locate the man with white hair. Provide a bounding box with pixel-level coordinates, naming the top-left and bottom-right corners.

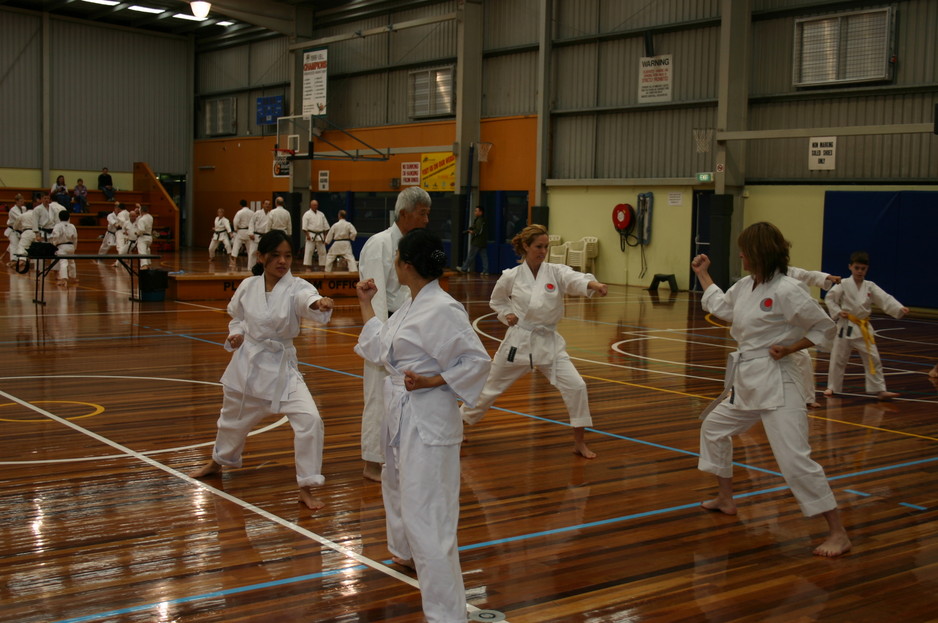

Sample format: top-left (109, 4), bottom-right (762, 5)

top-left (269, 196), bottom-right (292, 236)
top-left (356, 186), bottom-right (431, 481)
top-left (301, 199), bottom-right (329, 270)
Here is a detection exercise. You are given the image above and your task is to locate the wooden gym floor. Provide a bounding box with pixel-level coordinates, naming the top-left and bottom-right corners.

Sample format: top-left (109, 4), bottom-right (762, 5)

top-left (1, 249), bottom-right (937, 622)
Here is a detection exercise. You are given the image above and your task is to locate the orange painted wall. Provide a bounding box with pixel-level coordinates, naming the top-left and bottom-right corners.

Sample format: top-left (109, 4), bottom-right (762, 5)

top-left (191, 116), bottom-right (538, 245)
top-left (192, 137), bottom-right (289, 244)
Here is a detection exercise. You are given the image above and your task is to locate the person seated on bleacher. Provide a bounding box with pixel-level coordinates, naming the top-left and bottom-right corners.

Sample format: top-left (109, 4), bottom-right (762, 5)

top-left (50, 175), bottom-right (70, 209)
top-left (72, 178), bottom-right (88, 213)
top-left (98, 167), bottom-right (116, 201)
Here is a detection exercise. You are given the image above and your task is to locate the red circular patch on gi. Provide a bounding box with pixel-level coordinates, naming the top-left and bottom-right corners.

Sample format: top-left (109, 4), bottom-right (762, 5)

top-left (545, 283), bottom-right (556, 293)
top-left (760, 297), bottom-right (773, 311)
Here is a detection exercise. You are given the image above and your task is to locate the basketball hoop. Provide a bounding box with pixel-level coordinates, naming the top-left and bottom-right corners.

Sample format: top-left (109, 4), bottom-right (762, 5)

top-left (272, 147), bottom-right (295, 178)
top-left (693, 128), bottom-right (713, 153)
top-left (473, 142), bottom-right (493, 162)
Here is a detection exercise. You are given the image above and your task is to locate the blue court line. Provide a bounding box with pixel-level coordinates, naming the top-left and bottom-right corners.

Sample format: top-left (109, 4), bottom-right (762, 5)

top-left (50, 565), bottom-right (369, 623)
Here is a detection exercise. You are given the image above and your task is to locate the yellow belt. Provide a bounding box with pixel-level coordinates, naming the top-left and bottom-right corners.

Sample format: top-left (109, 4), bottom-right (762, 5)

top-left (845, 313), bottom-right (876, 375)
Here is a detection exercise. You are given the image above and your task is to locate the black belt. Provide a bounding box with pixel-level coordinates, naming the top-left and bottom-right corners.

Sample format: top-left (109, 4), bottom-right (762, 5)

top-left (332, 238), bottom-right (351, 241)
top-left (237, 227), bottom-right (248, 230)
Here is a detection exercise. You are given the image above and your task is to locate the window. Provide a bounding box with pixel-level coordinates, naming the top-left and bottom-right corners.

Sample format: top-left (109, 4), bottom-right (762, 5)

top-left (793, 7), bottom-right (894, 87)
top-left (204, 97), bottom-right (237, 136)
top-left (409, 66), bottom-right (455, 118)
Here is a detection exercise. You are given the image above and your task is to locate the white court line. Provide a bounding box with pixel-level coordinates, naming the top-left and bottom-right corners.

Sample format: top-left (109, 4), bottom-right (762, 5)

top-left (874, 327), bottom-right (938, 347)
top-left (0, 383), bottom-right (499, 621)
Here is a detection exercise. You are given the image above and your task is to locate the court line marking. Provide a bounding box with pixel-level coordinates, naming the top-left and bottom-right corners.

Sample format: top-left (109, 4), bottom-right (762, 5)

top-left (0, 387), bottom-right (498, 623)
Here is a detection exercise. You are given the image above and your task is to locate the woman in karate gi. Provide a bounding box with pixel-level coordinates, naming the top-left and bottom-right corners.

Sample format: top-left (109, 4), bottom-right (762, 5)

top-left (691, 222), bottom-right (851, 557)
top-left (355, 229), bottom-right (491, 623)
top-left (190, 229), bottom-right (335, 510)
top-left (460, 224), bottom-right (608, 459)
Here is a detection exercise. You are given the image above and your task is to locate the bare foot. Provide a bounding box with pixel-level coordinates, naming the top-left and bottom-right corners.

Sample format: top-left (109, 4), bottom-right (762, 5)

top-left (813, 532), bottom-right (852, 557)
top-left (298, 486), bottom-right (325, 510)
top-left (363, 461), bottom-right (382, 482)
top-left (877, 391), bottom-right (899, 401)
top-left (929, 365), bottom-right (938, 379)
top-left (822, 389), bottom-right (834, 397)
top-left (807, 401), bottom-right (821, 409)
top-left (573, 443), bottom-right (597, 459)
top-left (189, 459), bottom-right (222, 478)
top-left (55, 280), bottom-right (67, 287)
top-left (701, 498), bottom-right (737, 516)
top-left (392, 556), bottom-right (416, 571)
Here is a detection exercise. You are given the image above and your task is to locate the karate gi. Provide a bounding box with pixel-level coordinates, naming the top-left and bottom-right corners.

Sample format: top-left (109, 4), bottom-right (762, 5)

top-left (213, 272), bottom-right (332, 487)
top-left (324, 218), bottom-right (357, 272)
top-left (357, 222), bottom-right (409, 464)
top-left (114, 208), bottom-right (131, 254)
top-left (787, 267), bottom-right (837, 403)
top-left (51, 220), bottom-right (78, 280)
top-left (209, 216), bottom-right (233, 257)
top-left (269, 205), bottom-right (292, 235)
top-left (247, 210), bottom-right (272, 264)
top-left (698, 272), bottom-right (838, 518)
top-left (15, 208), bottom-right (39, 257)
top-left (355, 280), bottom-right (491, 623)
top-left (98, 211), bottom-right (120, 254)
top-left (135, 212), bottom-right (154, 267)
top-left (4, 204), bottom-right (24, 260)
top-left (301, 209), bottom-right (330, 267)
top-left (824, 278), bottom-right (906, 394)
top-left (460, 261), bottom-right (597, 428)
top-left (229, 206), bottom-right (254, 261)
top-left (33, 204), bottom-right (52, 241)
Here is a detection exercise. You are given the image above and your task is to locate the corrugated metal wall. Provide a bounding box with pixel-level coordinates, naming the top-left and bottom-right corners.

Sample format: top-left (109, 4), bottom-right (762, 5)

top-left (0, 11), bottom-right (189, 173)
top-left (0, 11), bottom-right (42, 169)
top-left (483, 0), bottom-right (539, 49)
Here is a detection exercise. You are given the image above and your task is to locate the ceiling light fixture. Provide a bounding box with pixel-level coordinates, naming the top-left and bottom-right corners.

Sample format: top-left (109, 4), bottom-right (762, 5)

top-left (81, 0), bottom-right (120, 6)
top-left (190, 1), bottom-right (211, 19)
top-left (127, 5), bottom-right (165, 14)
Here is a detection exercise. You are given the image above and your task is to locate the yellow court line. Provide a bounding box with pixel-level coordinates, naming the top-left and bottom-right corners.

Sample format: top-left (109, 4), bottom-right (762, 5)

top-left (808, 414), bottom-right (938, 443)
top-left (581, 374), bottom-right (714, 401)
top-left (0, 400), bottom-right (104, 423)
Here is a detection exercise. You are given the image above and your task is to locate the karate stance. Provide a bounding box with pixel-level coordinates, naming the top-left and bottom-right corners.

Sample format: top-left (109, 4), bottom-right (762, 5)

top-left (301, 199), bottom-right (329, 269)
top-left (357, 186), bottom-right (431, 481)
top-left (691, 221), bottom-right (851, 557)
top-left (823, 251), bottom-right (908, 400)
top-left (135, 205), bottom-right (154, 269)
top-left (4, 193), bottom-right (25, 265)
top-left (50, 210), bottom-right (78, 286)
top-left (209, 208), bottom-right (233, 260)
top-left (460, 224), bottom-right (608, 459)
top-left (324, 209), bottom-right (357, 272)
top-left (190, 230), bottom-right (335, 510)
top-left (97, 202), bottom-right (121, 260)
top-left (355, 229), bottom-right (491, 623)
top-left (787, 266), bottom-right (842, 408)
top-left (229, 200), bottom-right (253, 268)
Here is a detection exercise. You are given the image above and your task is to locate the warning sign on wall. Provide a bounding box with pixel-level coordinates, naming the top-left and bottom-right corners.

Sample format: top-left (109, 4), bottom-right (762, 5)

top-left (420, 153), bottom-right (457, 192)
top-left (638, 54), bottom-right (672, 103)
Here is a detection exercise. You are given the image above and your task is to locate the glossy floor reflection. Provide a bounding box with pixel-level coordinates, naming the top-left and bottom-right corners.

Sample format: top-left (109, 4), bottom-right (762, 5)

top-left (1, 250), bottom-right (937, 622)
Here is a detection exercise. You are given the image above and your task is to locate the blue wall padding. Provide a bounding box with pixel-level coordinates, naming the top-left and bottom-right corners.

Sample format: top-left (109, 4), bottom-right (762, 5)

top-left (822, 191), bottom-right (937, 309)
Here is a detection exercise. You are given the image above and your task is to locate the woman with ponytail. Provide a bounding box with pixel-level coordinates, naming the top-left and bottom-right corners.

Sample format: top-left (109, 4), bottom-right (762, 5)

top-left (355, 228), bottom-right (491, 623)
top-left (190, 229), bottom-right (335, 510)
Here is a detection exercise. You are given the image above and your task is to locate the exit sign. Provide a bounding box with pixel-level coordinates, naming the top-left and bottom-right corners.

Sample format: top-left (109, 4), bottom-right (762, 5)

top-left (696, 172), bottom-right (713, 183)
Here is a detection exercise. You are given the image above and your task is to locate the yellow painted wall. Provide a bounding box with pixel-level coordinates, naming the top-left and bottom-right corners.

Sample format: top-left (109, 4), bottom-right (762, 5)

top-left (548, 183), bottom-right (938, 288)
top-left (548, 186), bottom-right (694, 288)
top-left (0, 168), bottom-right (133, 191)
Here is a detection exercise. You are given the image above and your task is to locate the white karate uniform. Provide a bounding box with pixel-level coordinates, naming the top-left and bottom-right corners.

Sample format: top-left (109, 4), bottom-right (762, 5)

top-left (135, 213), bottom-right (154, 268)
top-left (787, 266), bottom-right (837, 403)
top-left (98, 211), bottom-right (120, 254)
top-left (114, 209), bottom-right (132, 254)
top-left (229, 206), bottom-right (254, 260)
top-left (301, 209), bottom-right (330, 267)
top-left (269, 205), bottom-right (292, 235)
top-left (33, 204), bottom-right (52, 240)
top-left (15, 208), bottom-right (39, 257)
top-left (324, 218), bottom-right (357, 272)
top-left (698, 272), bottom-right (838, 517)
top-left (355, 280), bottom-right (491, 623)
top-left (4, 204), bottom-right (24, 259)
top-left (51, 221), bottom-right (78, 280)
top-left (209, 217), bottom-right (233, 257)
top-left (460, 261), bottom-right (597, 428)
top-left (214, 272), bottom-right (332, 487)
top-left (825, 278), bottom-right (906, 394)
top-left (247, 210), bottom-right (272, 264)
top-left (357, 223), bottom-right (408, 464)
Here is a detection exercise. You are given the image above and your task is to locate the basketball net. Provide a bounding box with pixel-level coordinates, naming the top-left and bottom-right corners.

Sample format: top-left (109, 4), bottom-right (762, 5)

top-left (693, 128), bottom-right (713, 153)
top-left (474, 142), bottom-right (493, 162)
